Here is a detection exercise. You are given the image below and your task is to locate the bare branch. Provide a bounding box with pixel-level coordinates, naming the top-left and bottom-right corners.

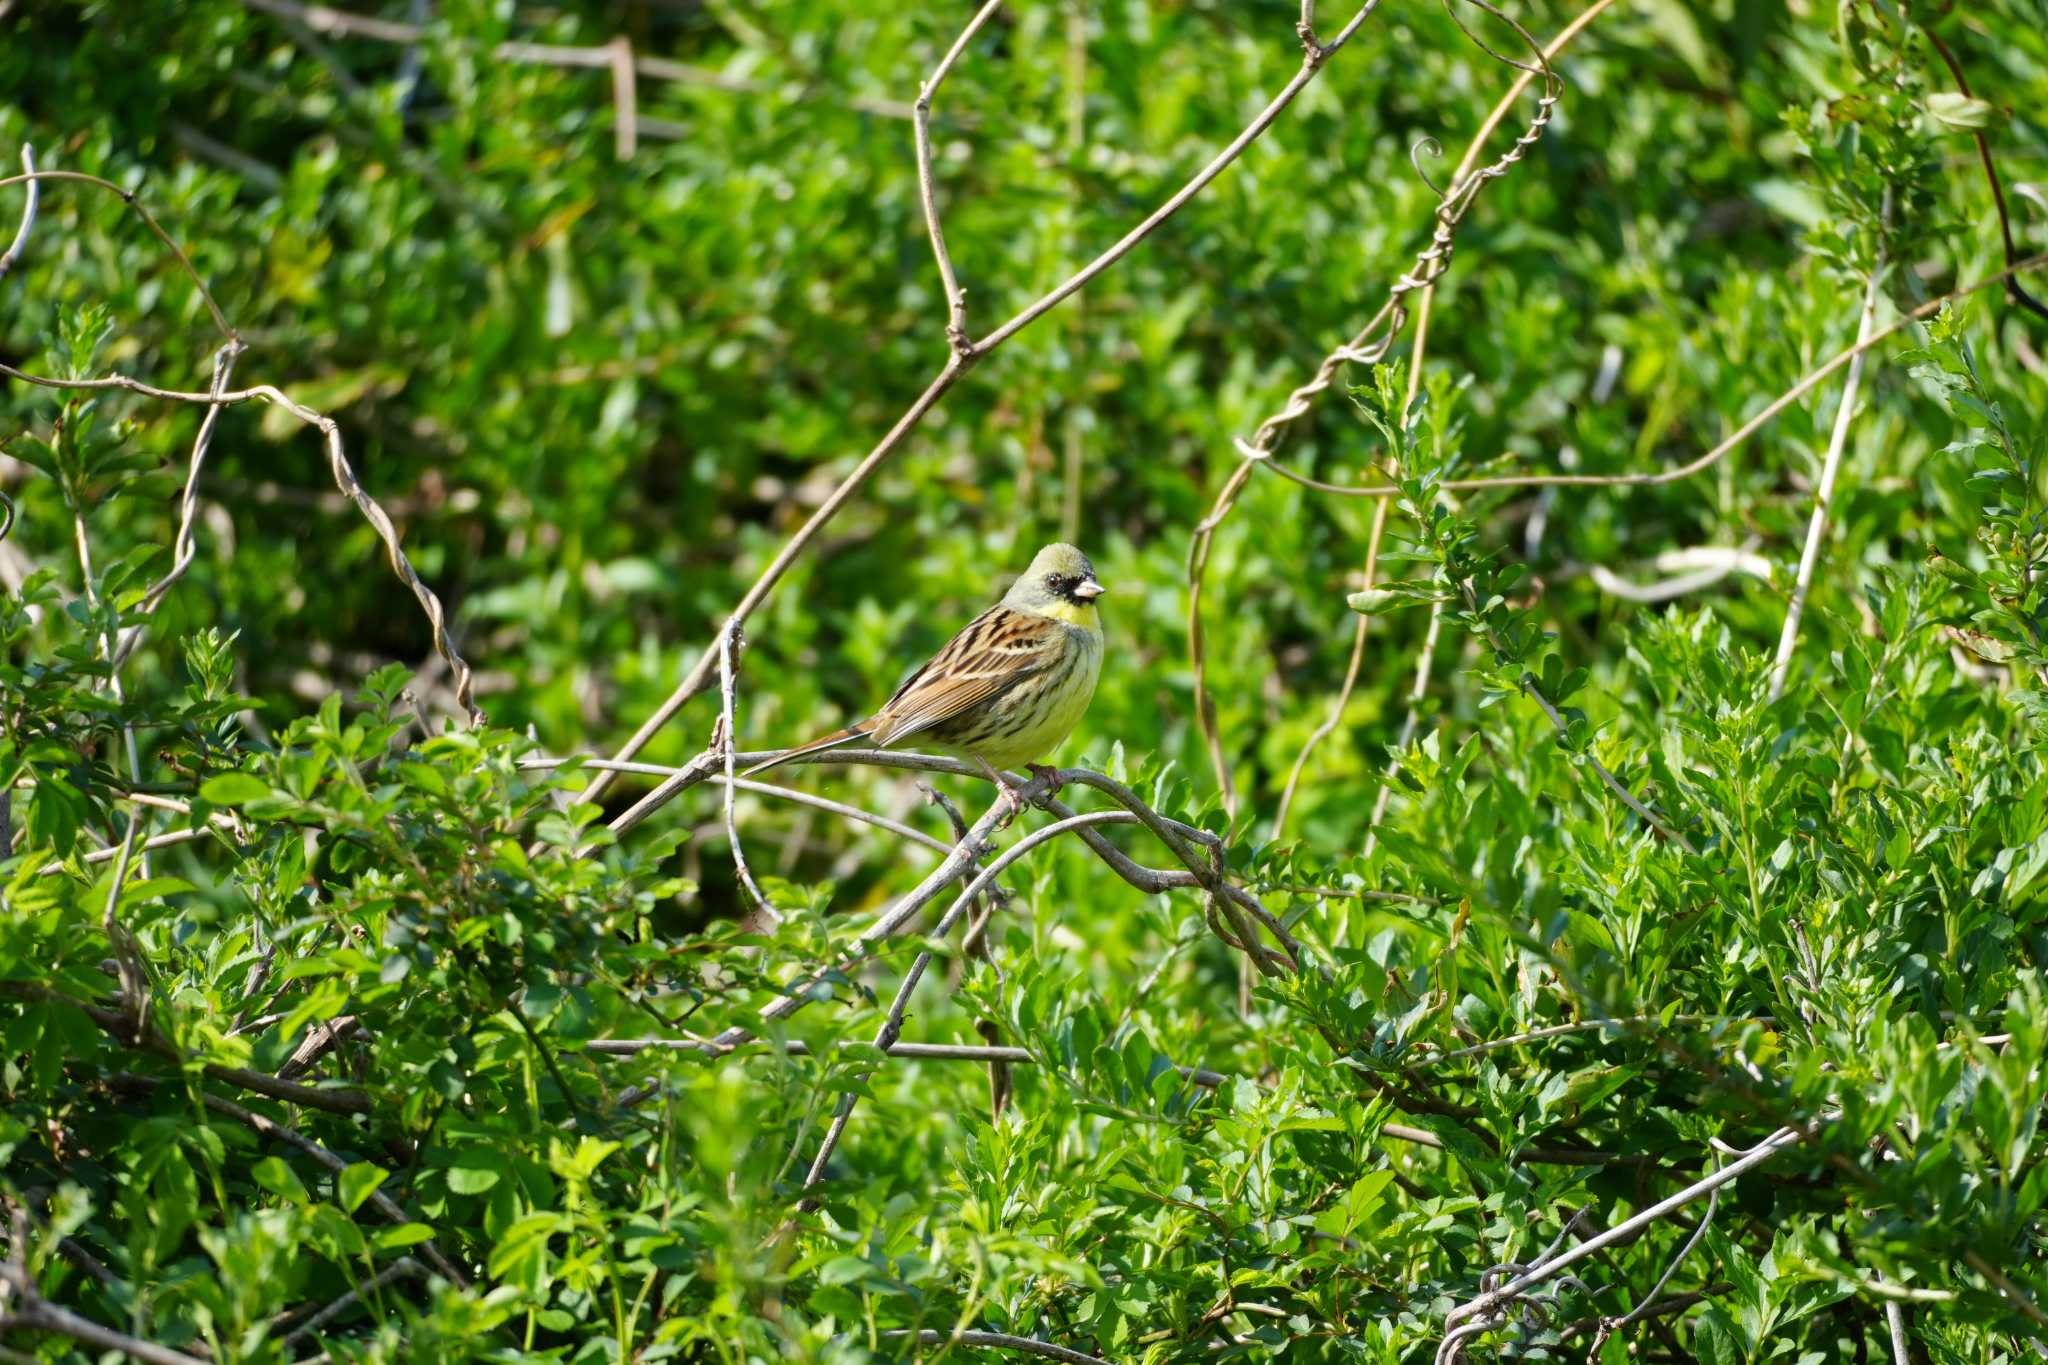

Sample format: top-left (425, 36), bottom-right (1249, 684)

top-left (1365, 596), bottom-right (1443, 849)
top-left (1885, 1301), bottom-right (1910, 1365)
top-left (529, 757), bottom-right (955, 855)
top-left (1960, 1249), bottom-right (2048, 1332)
top-left (590, 1036), bottom-right (1232, 1093)
top-left (0, 364), bottom-right (482, 723)
top-left (0, 1208), bottom-right (205, 1365)
top-left (1583, 1165), bottom-right (1722, 1360)
top-left (0, 1306), bottom-right (206, 1365)
top-left (1523, 675), bottom-right (1696, 854)
top-left (574, 0), bottom-right (1389, 814)
top-left (1192, 0), bottom-right (1575, 816)
top-left (1257, 253), bottom-right (2048, 503)
top-left (0, 169), bottom-right (235, 339)
top-left (171, 1086), bottom-right (467, 1288)
top-left (98, 805), bottom-right (151, 1042)
top-left (280, 1257), bottom-right (424, 1348)
top-left (1770, 185), bottom-right (1892, 701)
top-left (1434, 1125), bottom-right (1809, 1362)
top-left (608, 35), bottom-right (638, 161)
top-left (0, 145), bottom-right (37, 283)
top-left (915, 1), bottom-right (1005, 355)
top-left (1587, 543), bottom-right (1773, 604)
top-left (1924, 25), bottom-right (2048, 323)
top-left (247, 0), bottom-right (922, 121)
top-left (112, 341), bottom-right (246, 671)
top-left (1270, 0), bottom-right (1562, 834)
top-left (880, 1329), bottom-right (1111, 1365)
top-left (978, 0), bottom-right (1383, 354)
top-left (714, 622), bottom-right (774, 931)
top-left (0, 982), bottom-right (373, 1116)
top-left (795, 811), bottom-right (1137, 1202)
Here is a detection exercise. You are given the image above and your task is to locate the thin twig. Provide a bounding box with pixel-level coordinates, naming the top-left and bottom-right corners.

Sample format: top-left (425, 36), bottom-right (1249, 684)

top-left (99, 806), bottom-right (151, 1041)
top-left (280, 1258), bottom-right (424, 1348)
top-left (112, 341), bottom-right (246, 670)
top-left (1435, 1125), bottom-right (1809, 1361)
top-left (879, 1329), bottom-right (1110, 1365)
top-left (1924, 25), bottom-right (2048, 323)
top-left (0, 364), bottom-right (481, 722)
top-left (715, 622), bottom-right (774, 931)
top-left (0, 1208), bottom-right (205, 1365)
top-left (1885, 1301), bottom-right (1910, 1365)
top-left (0, 982), bottom-right (373, 1116)
top-left (1364, 596), bottom-right (1442, 851)
top-left (0, 144), bottom-right (37, 282)
top-left (1960, 1249), bottom-right (2048, 1331)
top-left (1769, 185), bottom-right (1892, 701)
top-left (1583, 1166), bottom-right (1722, 1361)
top-left (0, 170), bottom-right (234, 338)
top-left (0, 1306), bottom-right (206, 1365)
top-left (245, 0), bottom-right (922, 120)
top-left (1194, 0), bottom-right (1570, 817)
top-left (172, 1087), bottom-right (467, 1287)
top-left (53, 824), bottom-right (223, 871)
top-left (795, 809), bottom-right (1138, 1200)
top-left (535, 748), bottom-right (1301, 982)
top-left (1252, 254), bottom-right (2048, 503)
top-left (572, 0), bottom-right (1389, 815)
top-left (915, 0), bottom-right (1005, 355)
top-left (712, 777), bottom-right (1035, 1050)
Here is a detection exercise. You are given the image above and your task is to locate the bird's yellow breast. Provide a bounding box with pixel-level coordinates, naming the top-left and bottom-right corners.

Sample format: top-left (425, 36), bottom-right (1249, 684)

top-left (938, 620), bottom-right (1101, 770)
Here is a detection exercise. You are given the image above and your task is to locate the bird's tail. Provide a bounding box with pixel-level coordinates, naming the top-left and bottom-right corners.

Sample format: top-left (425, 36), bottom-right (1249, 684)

top-left (739, 723), bottom-right (873, 778)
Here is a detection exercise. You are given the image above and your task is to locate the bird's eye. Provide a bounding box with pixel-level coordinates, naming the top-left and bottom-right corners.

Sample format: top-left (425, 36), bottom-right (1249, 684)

top-left (1045, 573), bottom-right (1062, 590)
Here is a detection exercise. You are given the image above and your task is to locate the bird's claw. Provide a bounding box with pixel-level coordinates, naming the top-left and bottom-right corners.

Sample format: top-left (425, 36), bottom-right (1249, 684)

top-left (994, 779), bottom-right (1031, 828)
top-left (1024, 763), bottom-right (1065, 799)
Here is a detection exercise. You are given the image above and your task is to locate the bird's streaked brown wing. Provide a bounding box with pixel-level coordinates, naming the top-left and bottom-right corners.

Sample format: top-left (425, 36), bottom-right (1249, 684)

top-left (865, 604), bottom-right (1063, 746)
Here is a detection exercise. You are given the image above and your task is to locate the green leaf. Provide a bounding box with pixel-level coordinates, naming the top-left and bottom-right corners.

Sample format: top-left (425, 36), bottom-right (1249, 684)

top-left (199, 773), bottom-right (272, 805)
top-left (339, 1162), bottom-right (388, 1214)
top-left (251, 1157), bottom-right (310, 1205)
top-left (447, 1149), bottom-right (508, 1195)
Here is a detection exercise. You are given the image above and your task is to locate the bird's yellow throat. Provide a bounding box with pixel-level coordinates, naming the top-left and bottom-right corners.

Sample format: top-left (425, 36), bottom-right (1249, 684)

top-left (1035, 599), bottom-right (1101, 631)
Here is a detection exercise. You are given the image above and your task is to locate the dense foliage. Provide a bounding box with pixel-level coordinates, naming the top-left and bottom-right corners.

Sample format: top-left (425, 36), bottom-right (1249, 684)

top-left (4, 0), bottom-right (2048, 1361)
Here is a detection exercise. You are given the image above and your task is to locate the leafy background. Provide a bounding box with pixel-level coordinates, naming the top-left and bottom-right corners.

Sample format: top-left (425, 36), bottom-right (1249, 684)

top-left (3, 0), bottom-right (2048, 1361)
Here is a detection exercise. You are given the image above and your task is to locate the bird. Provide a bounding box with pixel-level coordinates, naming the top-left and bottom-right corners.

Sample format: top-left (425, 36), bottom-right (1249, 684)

top-left (743, 543), bottom-right (1106, 815)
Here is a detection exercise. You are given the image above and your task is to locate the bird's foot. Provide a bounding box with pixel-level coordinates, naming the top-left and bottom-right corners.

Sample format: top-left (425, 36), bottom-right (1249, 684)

top-left (968, 753), bottom-right (1034, 828)
top-left (993, 775), bottom-right (1032, 828)
top-left (1024, 763), bottom-right (1065, 800)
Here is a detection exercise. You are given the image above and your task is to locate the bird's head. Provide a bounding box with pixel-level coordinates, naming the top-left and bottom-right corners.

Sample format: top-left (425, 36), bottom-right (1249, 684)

top-left (1003, 543), bottom-right (1106, 623)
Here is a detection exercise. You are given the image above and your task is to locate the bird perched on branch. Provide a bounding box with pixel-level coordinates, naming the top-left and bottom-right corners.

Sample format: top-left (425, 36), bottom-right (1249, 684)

top-left (744, 543), bottom-right (1106, 816)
